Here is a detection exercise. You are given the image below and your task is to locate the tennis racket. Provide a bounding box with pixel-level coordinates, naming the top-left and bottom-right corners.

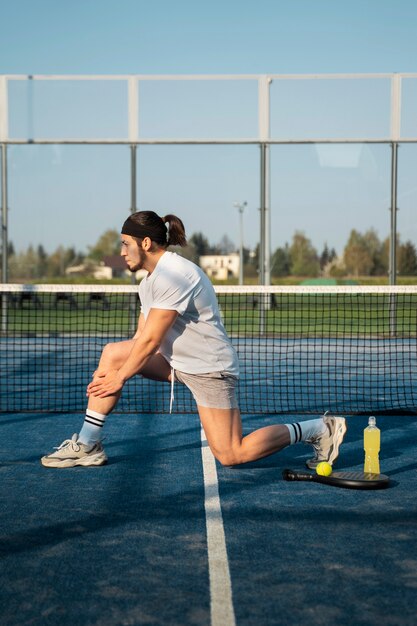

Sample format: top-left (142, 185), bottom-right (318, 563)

top-left (282, 468), bottom-right (390, 490)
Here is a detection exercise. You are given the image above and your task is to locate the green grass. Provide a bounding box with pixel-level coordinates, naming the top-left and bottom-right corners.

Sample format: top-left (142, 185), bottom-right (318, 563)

top-left (211, 275), bottom-right (417, 286)
top-left (11, 274), bottom-right (417, 287)
top-left (218, 293), bottom-right (417, 336)
top-left (2, 293), bottom-right (138, 334)
top-left (4, 293), bottom-right (416, 337)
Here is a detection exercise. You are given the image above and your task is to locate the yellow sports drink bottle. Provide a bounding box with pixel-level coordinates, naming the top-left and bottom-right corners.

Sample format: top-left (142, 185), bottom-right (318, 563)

top-left (364, 416), bottom-right (380, 474)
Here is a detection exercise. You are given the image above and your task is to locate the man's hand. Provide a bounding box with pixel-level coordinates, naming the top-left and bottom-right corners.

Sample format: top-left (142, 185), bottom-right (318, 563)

top-left (87, 369), bottom-right (125, 398)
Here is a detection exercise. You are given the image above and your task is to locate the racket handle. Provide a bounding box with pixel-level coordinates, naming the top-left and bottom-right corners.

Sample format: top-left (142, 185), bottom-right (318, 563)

top-left (282, 469), bottom-right (314, 482)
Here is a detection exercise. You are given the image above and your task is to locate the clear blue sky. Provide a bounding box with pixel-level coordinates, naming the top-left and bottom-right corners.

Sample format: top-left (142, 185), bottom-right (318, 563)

top-left (1, 0), bottom-right (417, 256)
top-left (2, 0), bottom-right (417, 75)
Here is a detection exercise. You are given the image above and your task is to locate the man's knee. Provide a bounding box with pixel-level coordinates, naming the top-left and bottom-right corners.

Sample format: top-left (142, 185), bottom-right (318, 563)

top-left (100, 342), bottom-right (122, 366)
top-left (211, 446), bottom-right (243, 467)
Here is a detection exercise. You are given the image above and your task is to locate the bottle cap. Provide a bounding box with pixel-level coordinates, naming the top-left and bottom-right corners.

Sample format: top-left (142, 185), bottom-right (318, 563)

top-left (368, 415), bottom-right (376, 427)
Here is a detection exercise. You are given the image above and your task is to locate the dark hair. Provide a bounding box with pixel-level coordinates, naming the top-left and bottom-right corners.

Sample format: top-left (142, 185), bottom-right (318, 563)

top-left (121, 210), bottom-right (187, 247)
top-left (162, 213), bottom-right (187, 247)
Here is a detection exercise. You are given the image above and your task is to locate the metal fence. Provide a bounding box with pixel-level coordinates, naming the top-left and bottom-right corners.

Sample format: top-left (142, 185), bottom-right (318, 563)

top-left (1, 73), bottom-right (417, 284)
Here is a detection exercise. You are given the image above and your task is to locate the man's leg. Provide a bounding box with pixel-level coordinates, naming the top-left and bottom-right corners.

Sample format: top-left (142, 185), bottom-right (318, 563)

top-left (198, 406), bottom-right (290, 466)
top-left (80, 342), bottom-right (172, 444)
top-left (41, 343), bottom-right (172, 468)
top-left (198, 406), bottom-right (346, 467)
top-left (78, 340), bottom-right (138, 444)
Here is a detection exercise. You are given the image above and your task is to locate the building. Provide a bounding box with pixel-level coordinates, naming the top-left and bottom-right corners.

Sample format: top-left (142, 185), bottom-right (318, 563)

top-left (101, 255), bottom-right (129, 279)
top-left (65, 255), bottom-right (147, 280)
top-left (199, 254), bottom-right (240, 280)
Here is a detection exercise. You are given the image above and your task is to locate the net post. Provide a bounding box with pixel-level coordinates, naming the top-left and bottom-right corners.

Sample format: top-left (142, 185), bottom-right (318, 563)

top-left (1, 143), bottom-right (8, 334)
top-left (0, 82), bottom-right (8, 346)
top-left (258, 76), bottom-right (271, 288)
top-left (259, 144), bottom-right (266, 334)
top-left (1, 143), bottom-right (7, 283)
top-left (1, 286), bottom-right (6, 334)
top-left (389, 142), bottom-right (398, 286)
top-left (389, 293), bottom-right (397, 339)
top-left (258, 76), bottom-right (271, 335)
top-left (130, 143), bottom-right (137, 215)
top-left (129, 143), bottom-right (138, 334)
top-left (259, 142), bottom-right (271, 334)
top-left (389, 141), bottom-right (399, 337)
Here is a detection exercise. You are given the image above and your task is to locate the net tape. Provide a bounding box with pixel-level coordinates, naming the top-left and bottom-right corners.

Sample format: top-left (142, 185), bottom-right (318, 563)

top-left (1, 284), bottom-right (417, 415)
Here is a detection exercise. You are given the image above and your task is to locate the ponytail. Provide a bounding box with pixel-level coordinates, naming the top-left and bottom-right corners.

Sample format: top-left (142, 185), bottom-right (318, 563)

top-left (163, 214), bottom-right (187, 247)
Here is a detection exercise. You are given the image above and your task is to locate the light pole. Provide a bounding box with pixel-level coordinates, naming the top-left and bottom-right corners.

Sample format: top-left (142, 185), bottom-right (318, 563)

top-left (233, 201), bottom-right (247, 285)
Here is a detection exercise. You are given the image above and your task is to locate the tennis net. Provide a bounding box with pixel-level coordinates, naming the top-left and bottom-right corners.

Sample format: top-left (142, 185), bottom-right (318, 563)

top-left (1, 283), bottom-right (417, 415)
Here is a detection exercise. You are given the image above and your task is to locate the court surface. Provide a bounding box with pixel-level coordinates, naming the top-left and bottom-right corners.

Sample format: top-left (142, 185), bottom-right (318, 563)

top-left (1, 410), bottom-right (417, 626)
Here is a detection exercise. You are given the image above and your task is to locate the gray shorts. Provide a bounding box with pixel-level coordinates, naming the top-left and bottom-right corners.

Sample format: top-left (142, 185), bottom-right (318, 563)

top-left (174, 370), bottom-right (239, 409)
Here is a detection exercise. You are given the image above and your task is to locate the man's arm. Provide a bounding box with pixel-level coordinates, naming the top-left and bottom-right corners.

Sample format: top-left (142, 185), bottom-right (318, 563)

top-left (133, 312), bottom-right (146, 339)
top-left (87, 308), bottom-right (178, 398)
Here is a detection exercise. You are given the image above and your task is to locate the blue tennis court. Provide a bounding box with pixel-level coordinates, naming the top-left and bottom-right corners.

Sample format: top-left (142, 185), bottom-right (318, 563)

top-left (2, 285), bottom-right (417, 624)
top-left (1, 407), bottom-right (417, 626)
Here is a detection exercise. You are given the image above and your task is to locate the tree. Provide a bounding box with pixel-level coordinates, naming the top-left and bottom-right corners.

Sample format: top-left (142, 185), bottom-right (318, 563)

top-left (88, 229), bottom-right (121, 261)
top-left (319, 243), bottom-right (337, 271)
top-left (381, 237), bottom-right (390, 274)
top-left (399, 240), bottom-right (417, 275)
top-left (362, 229), bottom-right (386, 275)
top-left (289, 232), bottom-right (320, 277)
top-left (271, 244), bottom-right (290, 277)
top-left (37, 244), bottom-right (48, 278)
top-left (242, 246), bottom-right (251, 266)
top-left (9, 245), bottom-right (39, 280)
top-left (188, 232), bottom-right (212, 257)
top-left (65, 246), bottom-right (84, 267)
top-left (215, 234), bottom-right (236, 255)
top-left (0, 242), bottom-right (14, 275)
top-left (343, 230), bottom-right (373, 277)
top-left (47, 246), bottom-right (67, 277)
top-left (175, 242), bottom-right (199, 264)
top-left (343, 229), bottom-right (388, 277)
top-left (44, 246), bottom-right (84, 277)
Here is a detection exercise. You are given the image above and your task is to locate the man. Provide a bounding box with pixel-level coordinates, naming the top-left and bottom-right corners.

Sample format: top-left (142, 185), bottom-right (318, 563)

top-left (41, 211), bottom-right (346, 469)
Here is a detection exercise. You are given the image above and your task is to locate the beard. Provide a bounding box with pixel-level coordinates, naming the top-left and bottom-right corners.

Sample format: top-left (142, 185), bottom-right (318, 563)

top-left (127, 246), bottom-right (147, 272)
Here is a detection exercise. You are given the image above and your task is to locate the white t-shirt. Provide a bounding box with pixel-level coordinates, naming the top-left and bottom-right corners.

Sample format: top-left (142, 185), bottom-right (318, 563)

top-left (138, 251), bottom-right (239, 376)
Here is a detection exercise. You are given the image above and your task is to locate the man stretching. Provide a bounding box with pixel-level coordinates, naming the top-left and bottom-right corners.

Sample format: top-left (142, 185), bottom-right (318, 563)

top-left (41, 211), bottom-right (346, 469)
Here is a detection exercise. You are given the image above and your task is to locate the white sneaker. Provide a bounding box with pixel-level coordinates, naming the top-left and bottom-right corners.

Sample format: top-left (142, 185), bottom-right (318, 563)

top-left (305, 414), bottom-right (347, 469)
top-left (41, 434), bottom-right (108, 468)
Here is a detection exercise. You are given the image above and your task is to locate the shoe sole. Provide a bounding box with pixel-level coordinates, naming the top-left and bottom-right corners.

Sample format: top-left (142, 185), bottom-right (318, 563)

top-left (326, 417), bottom-right (347, 465)
top-left (41, 451), bottom-right (108, 468)
top-left (306, 416), bottom-right (347, 469)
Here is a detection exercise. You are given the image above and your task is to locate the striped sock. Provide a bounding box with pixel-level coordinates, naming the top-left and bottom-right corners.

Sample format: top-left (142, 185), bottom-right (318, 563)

top-left (78, 409), bottom-right (107, 446)
top-left (285, 418), bottom-right (326, 445)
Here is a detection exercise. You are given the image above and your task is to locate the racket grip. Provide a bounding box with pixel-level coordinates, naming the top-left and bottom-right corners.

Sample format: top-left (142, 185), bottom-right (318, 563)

top-left (282, 469), bottom-right (314, 482)
top-left (282, 469), bottom-right (298, 481)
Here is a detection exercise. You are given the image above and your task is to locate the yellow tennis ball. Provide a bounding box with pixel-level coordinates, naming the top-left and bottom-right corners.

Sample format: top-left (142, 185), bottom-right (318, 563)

top-left (316, 462), bottom-right (332, 476)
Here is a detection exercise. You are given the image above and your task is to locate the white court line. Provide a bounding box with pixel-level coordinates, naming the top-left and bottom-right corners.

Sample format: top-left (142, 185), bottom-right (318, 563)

top-left (200, 428), bottom-right (236, 626)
